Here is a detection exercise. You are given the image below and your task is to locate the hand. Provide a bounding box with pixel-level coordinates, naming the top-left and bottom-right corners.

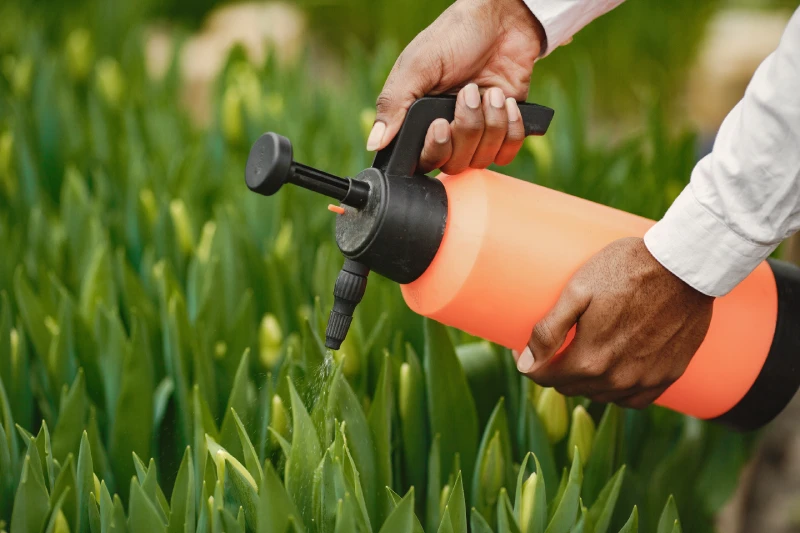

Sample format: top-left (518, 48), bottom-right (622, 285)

top-left (368, 0), bottom-right (546, 173)
top-left (514, 238), bottom-right (715, 409)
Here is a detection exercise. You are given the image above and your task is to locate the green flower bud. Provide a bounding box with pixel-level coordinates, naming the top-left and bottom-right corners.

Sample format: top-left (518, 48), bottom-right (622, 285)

top-left (519, 472), bottom-right (538, 533)
top-left (273, 221), bottom-right (293, 260)
top-left (221, 85), bottom-right (243, 144)
top-left (3, 55), bottom-right (34, 98)
top-left (93, 473), bottom-right (102, 499)
top-left (270, 394), bottom-right (290, 443)
top-left (196, 221), bottom-right (217, 264)
top-left (44, 315), bottom-right (60, 337)
top-left (10, 328), bottom-right (19, 372)
top-left (0, 130), bottom-right (14, 195)
top-left (169, 199), bottom-right (195, 254)
top-left (53, 509), bottom-right (70, 533)
top-left (214, 341), bottom-right (227, 360)
top-left (439, 483), bottom-right (451, 517)
top-left (398, 363), bottom-right (413, 420)
top-left (568, 405), bottom-right (596, 466)
top-left (66, 28), bottom-right (93, 82)
top-left (524, 135), bottom-right (553, 176)
top-left (95, 57), bottom-right (124, 107)
top-left (333, 331), bottom-right (360, 377)
top-left (259, 313), bottom-right (283, 369)
top-left (478, 433), bottom-right (505, 509)
top-left (360, 108), bottom-right (376, 140)
top-left (264, 93), bottom-right (284, 117)
top-left (536, 387), bottom-right (568, 444)
top-left (227, 62), bottom-right (261, 117)
top-left (139, 188), bottom-right (157, 227)
top-left (213, 448), bottom-right (257, 490)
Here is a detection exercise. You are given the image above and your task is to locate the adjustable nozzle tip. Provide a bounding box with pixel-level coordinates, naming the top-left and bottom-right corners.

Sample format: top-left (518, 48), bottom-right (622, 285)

top-left (325, 260), bottom-right (369, 351)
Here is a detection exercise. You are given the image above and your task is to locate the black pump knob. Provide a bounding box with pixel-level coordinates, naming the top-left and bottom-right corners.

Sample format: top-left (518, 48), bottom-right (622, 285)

top-left (245, 132), bottom-right (370, 208)
top-left (246, 132), bottom-right (294, 196)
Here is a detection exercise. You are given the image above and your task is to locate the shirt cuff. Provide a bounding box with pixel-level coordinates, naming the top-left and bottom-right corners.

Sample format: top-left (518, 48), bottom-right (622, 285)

top-left (643, 185), bottom-right (778, 297)
top-left (522, 0), bottom-right (625, 56)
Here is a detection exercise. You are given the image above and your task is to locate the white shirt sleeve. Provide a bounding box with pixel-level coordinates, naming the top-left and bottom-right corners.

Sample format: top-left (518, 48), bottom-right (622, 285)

top-left (522, 0), bottom-right (626, 55)
top-left (644, 7), bottom-right (800, 297)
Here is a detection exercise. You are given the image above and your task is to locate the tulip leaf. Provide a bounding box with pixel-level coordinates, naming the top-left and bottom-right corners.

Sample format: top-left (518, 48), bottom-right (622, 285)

top-left (286, 378), bottom-right (321, 528)
top-left (545, 450), bottom-right (583, 533)
top-left (617, 507), bottom-right (638, 533)
top-left (586, 466), bottom-right (625, 533)
top-left (656, 496), bottom-right (680, 533)
top-left (377, 487), bottom-right (414, 533)
top-left (368, 353), bottom-right (393, 525)
top-left (424, 320), bottom-right (479, 499)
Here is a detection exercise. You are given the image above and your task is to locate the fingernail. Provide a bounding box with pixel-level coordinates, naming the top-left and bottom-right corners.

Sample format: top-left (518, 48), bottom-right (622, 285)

top-left (506, 98), bottom-right (520, 122)
top-left (433, 120), bottom-right (449, 144)
top-left (517, 346), bottom-right (535, 373)
top-left (490, 88), bottom-right (505, 109)
top-left (465, 84), bottom-right (481, 109)
top-left (366, 121), bottom-right (386, 151)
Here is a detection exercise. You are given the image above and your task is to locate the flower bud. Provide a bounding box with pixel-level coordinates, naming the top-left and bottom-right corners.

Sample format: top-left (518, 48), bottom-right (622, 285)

top-left (333, 332), bottom-right (360, 377)
top-left (66, 28), bottom-right (93, 82)
top-left (95, 57), bottom-right (124, 108)
top-left (4, 55), bottom-right (34, 98)
top-left (273, 222), bottom-right (293, 260)
top-left (139, 189), bottom-right (158, 228)
top-left (270, 395), bottom-right (289, 443)
top-left (525, 135), bottom-right (553, 176)
top-left (360, 108), bottom-right (376, 140)
top-left (228, 62), bottom-right (261, 118)
top-left (567, 405), bottom-right (596, 466)
top-left (221, 85), bottom-right (243, 144)
top-left (214, 341), bottom-right (227, 360)
top-left (10, 328), bottom-right (19, 369)
top-left (259, 313), bottom-right (283, 369)
top-left (478, 433), bottom-right (505, 509)
top-left (53, 509), bottom-right (70, 533)
top-left (0, 131), bottom-right (14, 195)
top-left (196, 221), bottom-right (217, 264)
top-left (519, 472), bottom-right (538, 533)
top-left (169, 199), bottom-right (195, 254)
top-left (398, 363), bottom-right (413, 420)
top-left (439, 483), bottom-right (451, 517)
top-left (264, 93), bottom-right (284, 117)
top-left (536, 388), bottom-right (568, 444)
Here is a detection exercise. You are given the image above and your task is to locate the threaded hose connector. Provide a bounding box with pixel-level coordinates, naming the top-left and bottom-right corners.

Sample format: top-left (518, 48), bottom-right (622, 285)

top-left (325, 259), bottom-right (369, 350)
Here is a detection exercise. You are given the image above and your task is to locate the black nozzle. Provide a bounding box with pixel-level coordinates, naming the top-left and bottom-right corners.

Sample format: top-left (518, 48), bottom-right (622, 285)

top-left (325, 259), bottom-right (369, 350)
top-left (246, 132), bottom-right (369, 209)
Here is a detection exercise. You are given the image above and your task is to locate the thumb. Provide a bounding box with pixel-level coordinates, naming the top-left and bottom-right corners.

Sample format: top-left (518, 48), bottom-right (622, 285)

top-left (368, 47), bottom-right (441, 152)
top-left (517, 284), bottom-right (592, 374)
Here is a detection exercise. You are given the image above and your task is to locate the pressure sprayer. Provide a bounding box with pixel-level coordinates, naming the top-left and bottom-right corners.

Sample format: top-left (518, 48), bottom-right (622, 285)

top-left (245, 96), bottom-right (800, 431)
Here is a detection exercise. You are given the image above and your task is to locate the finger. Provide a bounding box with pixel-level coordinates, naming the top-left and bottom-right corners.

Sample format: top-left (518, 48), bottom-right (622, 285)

top-left (520, 282), bottom-right (592, 375)
top-left (419, 119), bottom-right (453, 172)
top-left (616, 387), bottom-right (666, 410)
top-left (495, 98), bottom-right (526, 166)
top-left (440, 84), bottom-right (484, 175)
top-left (370, 45), bottom-right (438, 151)
top-left (469, 88), bottom-right (508, 169)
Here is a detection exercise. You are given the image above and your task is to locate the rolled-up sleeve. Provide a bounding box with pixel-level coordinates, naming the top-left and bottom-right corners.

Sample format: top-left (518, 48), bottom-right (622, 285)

top-left (522, 0), bottom-right (626, 55)
top-left (644, 7), bottom-right (800, 297)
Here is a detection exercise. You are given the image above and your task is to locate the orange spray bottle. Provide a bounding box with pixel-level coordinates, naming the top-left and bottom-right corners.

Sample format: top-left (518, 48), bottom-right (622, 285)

top-left (246, 96), bottom-right (800, 431)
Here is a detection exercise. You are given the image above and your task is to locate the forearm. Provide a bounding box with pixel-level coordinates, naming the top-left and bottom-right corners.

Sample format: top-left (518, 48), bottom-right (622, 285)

top-left (645, 8), bottom-right (800, 297)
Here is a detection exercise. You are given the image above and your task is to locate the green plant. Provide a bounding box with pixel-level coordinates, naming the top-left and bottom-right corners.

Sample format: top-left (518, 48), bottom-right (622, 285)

top-left (0, 15), bottom-right (751, 533)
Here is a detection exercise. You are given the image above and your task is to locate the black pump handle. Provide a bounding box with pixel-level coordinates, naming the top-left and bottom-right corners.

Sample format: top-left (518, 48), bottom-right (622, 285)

top-left (372, 95), bottom-right (554, 178)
